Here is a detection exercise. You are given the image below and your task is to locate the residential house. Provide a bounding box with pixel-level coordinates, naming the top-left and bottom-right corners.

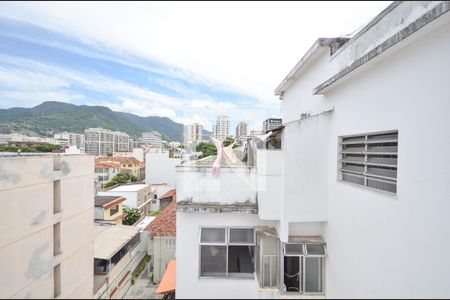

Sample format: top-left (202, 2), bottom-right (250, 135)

top-left (96, 156), bottom-right (143, 180)
top-left (175, 2), bottom-right (450, 298)
top-left (145, 200), bottom-right (176, 283)
top-left (95, 161), bottom-right (120, 186)
top-left (98, 184), bottom-right (154, 217)
top-left (159, 189), bottom-right (176, 212)
top-left (95, 196), bottom-right (127, 224)
top-left (0, 154), bottom-right (94, 299)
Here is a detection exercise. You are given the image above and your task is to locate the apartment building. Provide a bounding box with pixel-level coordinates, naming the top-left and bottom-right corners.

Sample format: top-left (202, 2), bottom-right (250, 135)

top-left (262, 118), bottom-right (282, 133)
top-left (235, 122), bottom-right (248, 145)
top-left (0, 154), bottom-right (95, 298)
top-left (113, 131), bottom-right (130, 153)
top-left (175, 2), bottom-right (450, 298)
top-left (215, 116), bottom-right (230, 141)
top-left (141, 131), bottom-right (162, 148)
top-left (93, 223), bottom-right (141, 299)
top-left (54, 132), bottom-right (85, 150)
top-left (85, 128), bottom-right (114, 156)
top-left (184, 123), bottom-right (203, 145)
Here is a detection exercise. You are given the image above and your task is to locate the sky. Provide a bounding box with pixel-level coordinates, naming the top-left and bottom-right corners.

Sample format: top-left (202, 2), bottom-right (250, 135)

top-left (0, 1), bottom-right (391, 132)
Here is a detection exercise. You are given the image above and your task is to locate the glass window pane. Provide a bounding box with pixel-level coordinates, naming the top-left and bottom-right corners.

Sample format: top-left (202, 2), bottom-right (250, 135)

top-left (284, 243), bottom-right (303, 256)
top-left (304, 257), bottom-right (323, 293)
top-left (229, 228), bottom-right (254, 244)
top-left (200, 228), bottom-right (226, 244)
top-left (200, 245), bottom-right (227, 277)
top-left (228, 246), bottom-right (254, 278)
top-left (306, 244), bottom-right (326, 256)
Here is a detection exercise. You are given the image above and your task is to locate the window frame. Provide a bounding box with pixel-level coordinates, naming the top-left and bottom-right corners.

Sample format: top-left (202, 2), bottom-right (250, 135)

top-left (198, 226), bottom-right (255, 279)
top-left (282, 242), bottom-right (327, 295)
top-left (338, 130), bottom-right (398, 194)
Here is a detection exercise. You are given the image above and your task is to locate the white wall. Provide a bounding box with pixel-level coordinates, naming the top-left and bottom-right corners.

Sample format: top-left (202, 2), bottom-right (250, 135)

top-left (176, 166), bottom-right (256, 205)
top-left (98, 191), bottom-right (137, 209)
top-left (176, 212), bottom-right (278, 299)
top-left (145, 152), bottom-right (180, 186)
top-left (256, 150), bottom-right (283, 220)
top-left (281, 11), bottom-right (450, 298)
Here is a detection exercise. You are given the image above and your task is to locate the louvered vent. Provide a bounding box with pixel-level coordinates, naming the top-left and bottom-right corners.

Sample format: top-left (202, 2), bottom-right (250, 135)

top-left (339, 131), bottom-right (398, 193)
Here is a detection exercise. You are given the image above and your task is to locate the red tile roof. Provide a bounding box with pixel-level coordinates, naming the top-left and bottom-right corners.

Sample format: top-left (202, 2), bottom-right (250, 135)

top-left (156, 260), bottom-right (176, 294)
top-left (145, 200), bottom-right (176, 237)
top-left (95, 161), bottom-right (120, 169)
top-left (96, 156), bottom-right (141, 165)
top-left (159, 189), bottom-right (176, 200)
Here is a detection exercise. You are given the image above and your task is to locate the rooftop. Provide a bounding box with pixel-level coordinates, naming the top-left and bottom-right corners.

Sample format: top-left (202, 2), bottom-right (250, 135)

top-left (156, 260), bottom-right (176, 294)
top-left (94, 223), bottom-right (140, 260)
top-left (109, 183), bottom-right (150, 192)
top-left (95, 195), bottom-right (125, 207)
top-left (96, 156), bottom-right (141, 165)
top-left (145, 200), bottom-right (176, 237)
top-left (159, 189), bottom-right (176, 200)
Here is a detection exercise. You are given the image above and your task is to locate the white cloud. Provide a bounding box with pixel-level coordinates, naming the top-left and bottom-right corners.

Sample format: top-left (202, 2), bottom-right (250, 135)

top-left (0, 1), bottom-right (392, 103)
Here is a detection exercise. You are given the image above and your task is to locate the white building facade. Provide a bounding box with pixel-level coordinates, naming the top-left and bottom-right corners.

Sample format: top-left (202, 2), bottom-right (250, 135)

top-left (141, 131), bottom-right (162, 148)
top-left (215, 116), bottom-right (230, 141)
top-left (145, 152), bottom-right (181, 187)
top-left (176, 2), bottom-right (450, 298)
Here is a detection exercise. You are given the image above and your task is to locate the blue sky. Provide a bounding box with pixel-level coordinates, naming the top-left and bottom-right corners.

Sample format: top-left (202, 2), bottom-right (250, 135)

top-left (0, 1), bottom-right (390, 131)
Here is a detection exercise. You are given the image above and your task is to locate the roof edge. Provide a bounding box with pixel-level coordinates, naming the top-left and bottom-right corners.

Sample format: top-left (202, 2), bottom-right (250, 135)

top-left (274, 38), bottom-right (349, 96)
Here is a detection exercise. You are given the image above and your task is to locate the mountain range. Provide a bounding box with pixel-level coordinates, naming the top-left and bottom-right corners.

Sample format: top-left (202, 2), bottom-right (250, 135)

top-left (0, 101), bottom-right (195, 142)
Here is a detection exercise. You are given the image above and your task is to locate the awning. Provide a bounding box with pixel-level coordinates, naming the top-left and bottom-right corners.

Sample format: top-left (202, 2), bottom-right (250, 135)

top-left (156, 260), bottom-right (176, 294)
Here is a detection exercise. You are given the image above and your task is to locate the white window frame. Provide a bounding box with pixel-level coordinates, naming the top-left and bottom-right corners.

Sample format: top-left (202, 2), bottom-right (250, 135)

top-left (199, 226), bottom-right (255, 279)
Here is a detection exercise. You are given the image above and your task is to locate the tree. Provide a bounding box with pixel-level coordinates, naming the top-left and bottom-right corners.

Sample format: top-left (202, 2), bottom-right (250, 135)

top-left (103, 172), bottom-right (131, 188)
top-left (130, 175), bottom-right (138, 182)
top-left (196, 142), bottom-right (217, 159)
top-left (123, 207), bottom-right (141, 225)
top-left (223, 137), bottom-right (236, 147)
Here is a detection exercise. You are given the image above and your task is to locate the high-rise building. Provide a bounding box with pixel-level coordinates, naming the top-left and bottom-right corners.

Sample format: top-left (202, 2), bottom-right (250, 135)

top-left (113, 131), bottom-right (130, 152)
top-left (0, 154), bottom-right (94, 298)
top-left (54, 132), bottom-right (85, 151)
top-left (235, 122), bottom-right (248, 144)
top-left (184, 123), bottom-right (203, 144)
top-left (84, 128), bottom-right (115, 156)
top-left (215, 116), bottom-right (229, 141)
top-left (263, 118), bottom-right (282, 132)
top-left (141, 131), bottom-right (162, 148)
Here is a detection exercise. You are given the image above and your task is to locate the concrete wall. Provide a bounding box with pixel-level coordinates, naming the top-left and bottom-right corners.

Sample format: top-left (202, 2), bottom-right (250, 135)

top-left (152, 236), bottom-right (176, 283)
top-left (145, 152), bottom-right (180, 186)
top-left (0, 154), bottom-right (94, 299)
top-left (280, 8), bottom-right (450, 298)
top-left (256, 150), bottom-right (283, 220)
top-left (176, 166), bottom-right (257, 205)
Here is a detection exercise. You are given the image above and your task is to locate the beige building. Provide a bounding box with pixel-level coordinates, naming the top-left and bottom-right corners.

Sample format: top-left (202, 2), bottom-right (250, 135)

top-left (235, 121), bottom-right (248, 145)
top-left (0, 154), bottom-right (95, 299)
top-left (95, 196), bottom-right (127, 224)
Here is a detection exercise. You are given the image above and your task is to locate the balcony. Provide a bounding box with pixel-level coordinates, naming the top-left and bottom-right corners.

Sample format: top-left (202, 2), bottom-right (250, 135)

top-left (176, 156), bottom-right (258, 214)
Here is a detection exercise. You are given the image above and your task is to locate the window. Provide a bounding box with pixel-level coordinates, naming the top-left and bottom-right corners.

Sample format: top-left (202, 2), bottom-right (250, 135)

top-left (54, 264), bottom-right (61, 298)
top-left (339, 131), bottom-right (398, 193)
top-left (256, 234), bottom-right (279, 288)
top-left (53, 180), bottom-right (61, 214)
top-left (109, 205), bottom-right (119, 216)
top-left (199, 227), bottom-right (255, 278)
top-left (283, 243), bottom-right (326, 294)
